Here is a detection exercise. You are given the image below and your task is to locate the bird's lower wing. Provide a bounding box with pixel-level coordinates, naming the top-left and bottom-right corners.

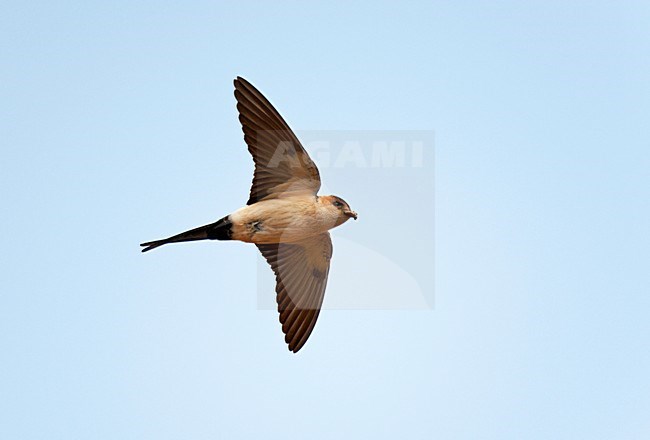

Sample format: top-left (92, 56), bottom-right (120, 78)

top-left (256, 233), bottom-right (333, 353)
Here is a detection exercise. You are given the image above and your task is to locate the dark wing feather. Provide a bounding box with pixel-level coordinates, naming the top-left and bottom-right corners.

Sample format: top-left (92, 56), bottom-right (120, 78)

top-left (257, 233), bottom-right (332, 353)
top-left (234, 77), bottom-right (321, 205)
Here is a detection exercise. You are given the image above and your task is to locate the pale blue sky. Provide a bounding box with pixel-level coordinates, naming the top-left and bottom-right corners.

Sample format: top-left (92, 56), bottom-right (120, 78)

top-left (2, 1), bottom-right (649, 439)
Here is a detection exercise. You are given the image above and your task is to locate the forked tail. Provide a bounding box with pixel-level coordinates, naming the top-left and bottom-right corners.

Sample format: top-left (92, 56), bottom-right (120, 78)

top-left (140, 216), bottom-right (232, 252)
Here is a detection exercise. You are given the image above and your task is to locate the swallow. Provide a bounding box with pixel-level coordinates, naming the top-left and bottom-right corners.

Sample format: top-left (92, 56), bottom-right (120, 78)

top-left (141, 77), bottom-right (357, 352)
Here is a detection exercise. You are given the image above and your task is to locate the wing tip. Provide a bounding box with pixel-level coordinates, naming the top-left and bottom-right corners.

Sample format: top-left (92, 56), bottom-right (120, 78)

top-left (234, 76), bottom-right (250, 88)
top-left (289, 341), bottom-right (305, 353)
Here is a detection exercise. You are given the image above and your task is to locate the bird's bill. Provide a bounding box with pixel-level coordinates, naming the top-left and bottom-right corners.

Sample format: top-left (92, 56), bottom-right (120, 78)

top-left (344, 210), bottom-right (358, 220)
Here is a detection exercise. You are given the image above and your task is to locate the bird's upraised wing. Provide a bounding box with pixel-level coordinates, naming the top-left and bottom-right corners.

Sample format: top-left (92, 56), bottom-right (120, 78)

top-left (234, 77), bottom-right (321, 205)
top-left (256, 233), bottom-right (332, 353)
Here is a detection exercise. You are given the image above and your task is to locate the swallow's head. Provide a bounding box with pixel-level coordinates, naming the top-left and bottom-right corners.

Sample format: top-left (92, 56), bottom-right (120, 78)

top-left (322, 195), bottom-right (358, 225)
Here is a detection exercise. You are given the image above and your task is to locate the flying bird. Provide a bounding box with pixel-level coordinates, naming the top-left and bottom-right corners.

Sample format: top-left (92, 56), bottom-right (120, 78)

top-left (141, 77), bottom-right (357, 352)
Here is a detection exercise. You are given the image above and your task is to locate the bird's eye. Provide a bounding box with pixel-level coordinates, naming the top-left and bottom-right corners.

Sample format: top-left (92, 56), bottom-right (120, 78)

top-left (333, 201), bottom-right (343, 208)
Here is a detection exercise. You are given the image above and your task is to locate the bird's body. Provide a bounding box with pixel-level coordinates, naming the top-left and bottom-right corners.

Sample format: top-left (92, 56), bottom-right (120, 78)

top-left (230, 195), bottom-right (349, 244)
top-left (141, 77), bottom-right (357, 352)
